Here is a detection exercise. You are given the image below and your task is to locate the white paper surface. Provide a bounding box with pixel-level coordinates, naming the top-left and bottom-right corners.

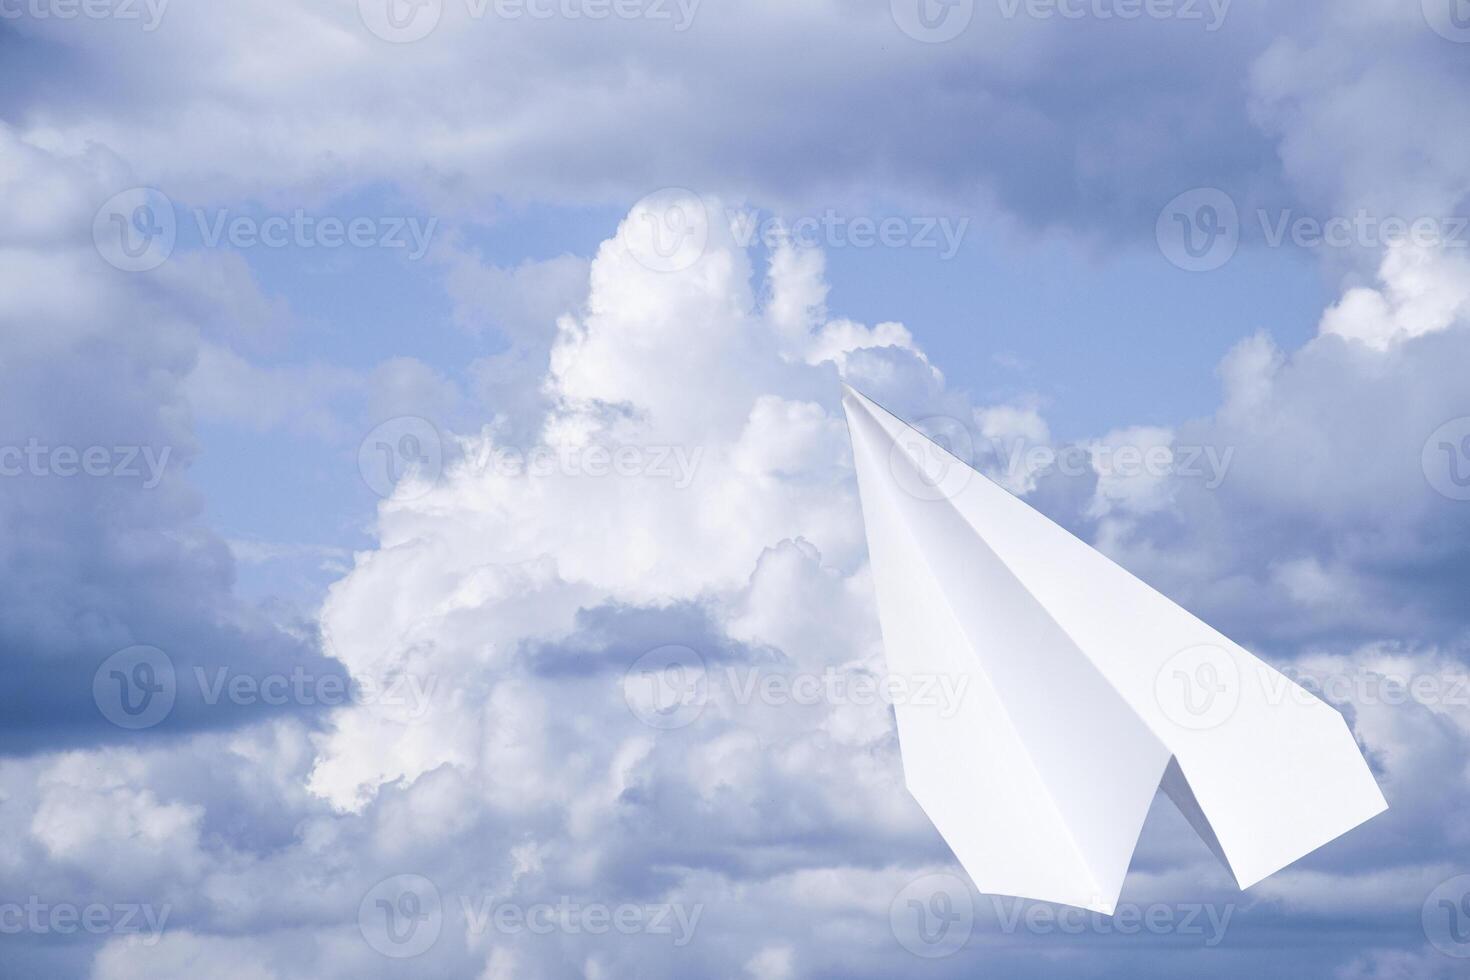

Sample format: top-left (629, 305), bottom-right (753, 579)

top-left (842, 384), bottom-right (1387, 914)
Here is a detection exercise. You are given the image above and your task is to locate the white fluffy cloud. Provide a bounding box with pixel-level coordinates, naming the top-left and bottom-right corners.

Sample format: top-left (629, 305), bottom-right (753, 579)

top-left (1318, 245), bottom-right (1470, 350)
top-left (0, 189), bottom-right (1462, 977)
top-left (6, 3), bottom-right (1470, 976)
top-left (306, 196), bottom-right (939, 811)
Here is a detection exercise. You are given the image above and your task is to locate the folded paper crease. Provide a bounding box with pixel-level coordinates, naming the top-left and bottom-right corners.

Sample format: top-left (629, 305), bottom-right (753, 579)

top-left (841, 384), bottom-right (1387, 914)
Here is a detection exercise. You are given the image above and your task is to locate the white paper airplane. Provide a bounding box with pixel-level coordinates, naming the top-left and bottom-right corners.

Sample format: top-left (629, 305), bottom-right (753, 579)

top-left (842, 384), bottom-right (1387, 915)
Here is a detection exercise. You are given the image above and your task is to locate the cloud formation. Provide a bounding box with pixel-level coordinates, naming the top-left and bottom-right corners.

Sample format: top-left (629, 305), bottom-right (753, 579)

top-left (4, 2), bottom-right (1470, 977)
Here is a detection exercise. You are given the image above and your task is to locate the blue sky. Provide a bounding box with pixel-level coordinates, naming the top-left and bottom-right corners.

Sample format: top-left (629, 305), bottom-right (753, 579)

top-left (191, 199), bottom-right (1331, 602)
top-left (3, 1), bottom-right (1470, 977)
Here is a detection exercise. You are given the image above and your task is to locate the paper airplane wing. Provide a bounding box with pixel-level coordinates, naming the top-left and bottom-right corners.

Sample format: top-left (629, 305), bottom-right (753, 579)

top-left (842, 385), bottom-right (1386, 914)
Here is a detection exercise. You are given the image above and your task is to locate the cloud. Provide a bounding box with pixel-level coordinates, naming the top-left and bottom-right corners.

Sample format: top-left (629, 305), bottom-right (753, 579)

top-left (0, 194), bottom-right (1459, 977)
top-left (266, 204), bottom-right (1470, 976)
top-left (0, 125), bottom-right (345, 754)
top-left (1318, 245), bottom-right (1470, 350)
top-left (6, 4), bottom-right (1470, 971)
top-left (4, 0), bottom-right (1299, 240)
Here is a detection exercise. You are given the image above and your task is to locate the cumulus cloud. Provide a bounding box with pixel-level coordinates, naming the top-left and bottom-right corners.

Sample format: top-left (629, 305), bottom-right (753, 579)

top-left (6, 3), bottom-right (1470, 976)
top-left (306, 196), bottom-right (940, 813)
top-left (1318, 245), bottom-right (1470, 350)
top-left (0, 188), bottom-right (1461, 978)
